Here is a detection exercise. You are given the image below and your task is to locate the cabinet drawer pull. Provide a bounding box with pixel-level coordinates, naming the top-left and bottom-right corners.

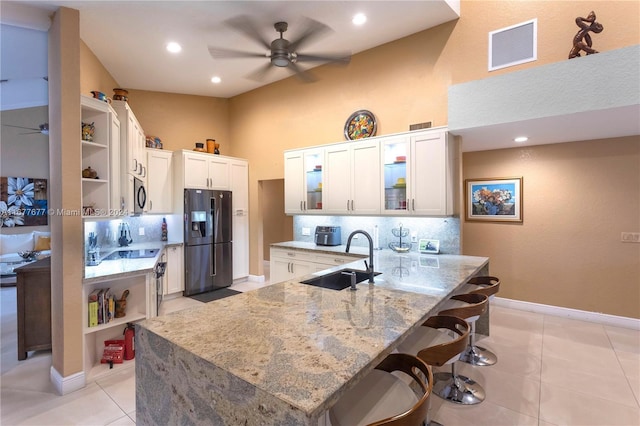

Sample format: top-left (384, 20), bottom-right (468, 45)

top-left (300, 201), bottom-right (303, 211)
top-left (287, 253), bottom-right (295, 257)
top-left (346, 200), bottom-right (350, 210)
top-left (412, 198), bottom-right (415, 211)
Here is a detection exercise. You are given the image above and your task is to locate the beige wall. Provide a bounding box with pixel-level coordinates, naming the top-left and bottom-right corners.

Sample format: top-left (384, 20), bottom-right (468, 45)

top-left (124, 90), bottom-right (230, 153)
top-left (79, 40), bottom-right (119, 98)
top-left (463, 138), bottom-right (640, 318)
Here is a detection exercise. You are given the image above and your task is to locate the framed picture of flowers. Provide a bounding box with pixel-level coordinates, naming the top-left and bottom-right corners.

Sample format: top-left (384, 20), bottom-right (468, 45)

top-left (0, 177), bottom-right (48, 227)
top-left (464, 177), bottom-right (523, 223)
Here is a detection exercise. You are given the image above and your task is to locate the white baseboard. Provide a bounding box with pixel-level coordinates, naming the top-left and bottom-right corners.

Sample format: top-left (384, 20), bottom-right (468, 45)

top-left (50, 366), bottom-right (85, 395)
top-left (494, 297), bottom-right (640, 330)
top-left (248, 274), bottom-right (265, 282)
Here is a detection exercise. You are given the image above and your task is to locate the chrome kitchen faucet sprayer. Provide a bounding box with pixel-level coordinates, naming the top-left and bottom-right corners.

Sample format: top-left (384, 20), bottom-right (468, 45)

top-left (345, 230), bottom-right (375, 283)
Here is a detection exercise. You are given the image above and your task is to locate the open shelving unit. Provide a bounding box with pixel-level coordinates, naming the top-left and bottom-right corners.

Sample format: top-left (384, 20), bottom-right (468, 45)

top-left (81, 96), bottom-right (111, 217)
top-left (82, 273), bottom-right (148, 382)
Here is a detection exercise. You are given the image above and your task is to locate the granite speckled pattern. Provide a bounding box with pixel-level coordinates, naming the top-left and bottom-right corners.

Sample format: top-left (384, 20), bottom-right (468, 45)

top-left (136, 249), bottom-right (488, 425)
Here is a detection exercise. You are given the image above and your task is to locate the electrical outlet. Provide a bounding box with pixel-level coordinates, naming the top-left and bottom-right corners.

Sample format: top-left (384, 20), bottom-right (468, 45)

top-left (411, 232), bottom-right (418, 243)
top-left (302, 227), bottom-right (311, 236)
top-left (138, 227), bottom-right (145, 236)
top-left (621, 232), bottom-right (640, 243)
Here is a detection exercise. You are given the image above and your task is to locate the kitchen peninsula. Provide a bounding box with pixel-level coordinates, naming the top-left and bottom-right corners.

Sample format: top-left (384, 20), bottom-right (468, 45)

top-left (135, 250), bottom-right (488, 425)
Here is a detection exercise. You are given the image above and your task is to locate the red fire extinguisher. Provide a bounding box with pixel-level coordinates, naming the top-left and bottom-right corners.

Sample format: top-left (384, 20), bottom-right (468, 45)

top-left (123, 323), bottom-right (135, 360)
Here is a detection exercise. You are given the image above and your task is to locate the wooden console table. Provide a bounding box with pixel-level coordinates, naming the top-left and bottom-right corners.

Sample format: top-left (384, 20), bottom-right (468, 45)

top-left (15, 257), bottom-right (51, 360)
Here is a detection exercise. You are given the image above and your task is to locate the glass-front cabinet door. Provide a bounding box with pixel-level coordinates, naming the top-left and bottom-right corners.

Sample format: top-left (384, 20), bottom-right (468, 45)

top-left (304, 149), bottom-right (324, 212)
top-left (381, 135), bottom-right (410, 214)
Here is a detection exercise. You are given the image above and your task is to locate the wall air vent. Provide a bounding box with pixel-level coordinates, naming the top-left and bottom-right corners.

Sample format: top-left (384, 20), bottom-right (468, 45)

top-left (489, 18), bottom-right (537, 71)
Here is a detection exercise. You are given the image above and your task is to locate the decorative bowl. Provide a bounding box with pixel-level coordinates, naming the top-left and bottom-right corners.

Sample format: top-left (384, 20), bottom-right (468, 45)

top-left (18, 250), bottom-right (40, 261)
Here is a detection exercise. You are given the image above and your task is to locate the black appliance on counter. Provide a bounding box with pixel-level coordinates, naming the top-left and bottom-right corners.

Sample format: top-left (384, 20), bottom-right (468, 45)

top-left (184, 189), bottom-right (233, 296)
top-left (314, 226), bottom-right (341, 246)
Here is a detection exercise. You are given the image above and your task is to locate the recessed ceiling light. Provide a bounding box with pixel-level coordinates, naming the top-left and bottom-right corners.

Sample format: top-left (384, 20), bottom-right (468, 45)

top-left (352, 13), bottom-right (367, 26)
top-left (514, 136), bottom-right (528, 143)
top-left (166, 42), bottom-right (182, 53)
top-left (211, 76), bottom-right (221, 84)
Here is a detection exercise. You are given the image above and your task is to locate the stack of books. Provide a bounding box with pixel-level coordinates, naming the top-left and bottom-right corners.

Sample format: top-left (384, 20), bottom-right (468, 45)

top-left (88, 288), bottom-right (116, 327)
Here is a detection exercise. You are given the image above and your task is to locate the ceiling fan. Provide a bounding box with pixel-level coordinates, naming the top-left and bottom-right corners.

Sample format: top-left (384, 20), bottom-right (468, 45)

top-left (208, 16), bottom-right (351, 83)
top-left (3, 123), bottom-right (49, 135)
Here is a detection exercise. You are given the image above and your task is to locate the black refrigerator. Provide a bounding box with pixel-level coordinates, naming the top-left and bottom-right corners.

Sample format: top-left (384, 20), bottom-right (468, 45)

top-left (184, 189), bottom-right (233, 296)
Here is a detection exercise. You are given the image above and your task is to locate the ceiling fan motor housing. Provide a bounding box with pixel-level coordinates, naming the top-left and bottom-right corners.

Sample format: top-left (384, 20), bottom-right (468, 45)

top-left (270, 38), bottom-right (291, 67)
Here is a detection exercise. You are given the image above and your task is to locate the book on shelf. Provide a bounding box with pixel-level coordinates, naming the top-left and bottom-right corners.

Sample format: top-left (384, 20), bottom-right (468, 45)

top-left (88, 289), bottom-right (100, 327)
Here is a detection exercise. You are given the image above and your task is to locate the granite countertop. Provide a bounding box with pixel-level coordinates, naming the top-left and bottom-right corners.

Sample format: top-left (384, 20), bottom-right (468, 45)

top-left (83, 241), bottom-right (182, 283)
top-left (136, 245), bottom-right (488, 424)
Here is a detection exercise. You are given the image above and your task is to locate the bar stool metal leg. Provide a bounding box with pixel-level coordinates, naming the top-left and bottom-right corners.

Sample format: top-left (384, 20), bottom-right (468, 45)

top-left (433, 361), bottom-right (485, 405)
top-left (458, 320), bottom-right (497, 366)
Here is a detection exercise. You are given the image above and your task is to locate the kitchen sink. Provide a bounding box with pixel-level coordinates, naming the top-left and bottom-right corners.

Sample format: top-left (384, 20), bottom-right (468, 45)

top-left (103, 248), bottom-right (160, 260)
top-left (300, 268), bottom-right (381, 291)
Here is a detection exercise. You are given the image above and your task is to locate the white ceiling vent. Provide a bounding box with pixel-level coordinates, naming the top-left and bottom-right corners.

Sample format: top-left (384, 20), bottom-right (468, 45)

top-left (489, 19), bottom-right (537, 71)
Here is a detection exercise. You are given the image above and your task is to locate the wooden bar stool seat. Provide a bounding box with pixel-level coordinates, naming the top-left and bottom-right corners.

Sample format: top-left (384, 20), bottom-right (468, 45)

top-left (329, 353), bottom-right (433, 426)
top-left (396, 315), bottom-right (470, 425)
top-left (458, 276), bottom-right (500, 366)
top-left (434, 293), bottom-right (489, 405)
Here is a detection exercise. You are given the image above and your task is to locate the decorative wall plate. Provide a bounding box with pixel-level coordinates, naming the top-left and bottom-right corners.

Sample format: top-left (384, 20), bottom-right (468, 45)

top-left (344, 110), bottom-right (377, 140)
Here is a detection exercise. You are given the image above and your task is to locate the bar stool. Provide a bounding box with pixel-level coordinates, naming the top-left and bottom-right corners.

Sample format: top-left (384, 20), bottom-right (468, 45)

top-left (435, 293), bottom-right (488, 405)
top-left (329, 353), bottom-right (433, 426)
top-left (458, 276), bottom-right (500, 366)
top-left (396, 315), bottom-right (470, 426)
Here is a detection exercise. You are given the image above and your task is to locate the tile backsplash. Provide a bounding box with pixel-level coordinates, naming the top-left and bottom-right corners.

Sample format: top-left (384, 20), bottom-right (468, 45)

top-left (83, 215), bottom-right (175, 253)
top-left (293, 216), bottom-right (460, 254)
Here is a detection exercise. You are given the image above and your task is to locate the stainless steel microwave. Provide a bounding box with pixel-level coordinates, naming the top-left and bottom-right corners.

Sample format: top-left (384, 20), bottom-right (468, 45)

top-left (133, 176), bottom-right (147, 215)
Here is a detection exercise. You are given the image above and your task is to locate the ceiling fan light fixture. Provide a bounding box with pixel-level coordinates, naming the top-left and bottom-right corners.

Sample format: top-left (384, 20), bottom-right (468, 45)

top-left (271, 54), bottom-right (290, 67)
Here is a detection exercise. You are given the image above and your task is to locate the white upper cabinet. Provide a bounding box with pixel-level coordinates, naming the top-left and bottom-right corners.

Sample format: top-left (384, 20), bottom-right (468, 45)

top-left (324, 139), bottom-right (380, 215)
top-left (285, 127), bottom-right (458, 217)
top-left (381, 128), bottom-right (456, 216)
top-left (146, 148), bottom-right (173, 214)
top-left (411, 130), bottom-right (456, 215)
top-left (111, 100), bottom-right (146, 181)
top-left (181, 151), bottom-right (230, 190)
top-left (284, 148), bottom-right (324, 214)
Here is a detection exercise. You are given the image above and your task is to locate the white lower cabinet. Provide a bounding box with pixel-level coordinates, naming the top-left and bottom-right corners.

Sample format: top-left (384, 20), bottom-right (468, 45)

top-left (270, 249), bottom-right (313, 284)
top-left (163, 245), bottom-right (184, 295)
top-left (270, 247), bottom-right (365, 284)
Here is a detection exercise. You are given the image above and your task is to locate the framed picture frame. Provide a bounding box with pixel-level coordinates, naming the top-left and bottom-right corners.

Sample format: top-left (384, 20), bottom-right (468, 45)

top-left (418, 239), bottom-right (440, 254)
top-left (465, 177), bottom-right (523, 223)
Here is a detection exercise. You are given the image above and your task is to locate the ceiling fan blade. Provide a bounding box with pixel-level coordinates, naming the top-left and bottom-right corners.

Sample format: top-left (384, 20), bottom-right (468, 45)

top-left (245, 62), bottom-right (276, 82)
top-left (3, 124), bottom-right (40, 131)
top-left (208, 47), bottom-right (267, 60)
top-left (295, 53), bottom-right (351, 66)
top-left (289, 18), bottom-right (332, 52)
top-left (288, 62), bottom-right (317, 83)
top-left (19, 131), bottom-right (44, 135)
top-left (224, 15), bottom-right (271, 50)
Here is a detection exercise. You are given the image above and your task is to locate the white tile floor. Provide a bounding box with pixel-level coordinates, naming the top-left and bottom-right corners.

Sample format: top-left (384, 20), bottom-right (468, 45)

top-left (1, 269), bottom-right (639, 425)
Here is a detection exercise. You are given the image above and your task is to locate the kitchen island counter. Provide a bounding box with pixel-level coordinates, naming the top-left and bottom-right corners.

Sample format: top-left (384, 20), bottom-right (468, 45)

top-left (136, 251), bottom-right (488, 425)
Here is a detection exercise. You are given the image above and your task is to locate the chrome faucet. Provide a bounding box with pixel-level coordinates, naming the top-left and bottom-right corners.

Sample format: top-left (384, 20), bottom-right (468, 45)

top-left (346, 230), bottom-right (375, 283)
